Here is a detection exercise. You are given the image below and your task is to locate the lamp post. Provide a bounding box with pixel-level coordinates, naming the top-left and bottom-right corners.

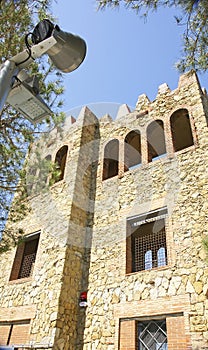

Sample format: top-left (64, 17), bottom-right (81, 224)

top-left (0, 19), bottom-right (86, 124)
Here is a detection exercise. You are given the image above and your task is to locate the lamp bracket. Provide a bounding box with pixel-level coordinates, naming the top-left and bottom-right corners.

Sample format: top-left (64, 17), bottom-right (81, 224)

top-left (11, 36), bottom-right (57, 69)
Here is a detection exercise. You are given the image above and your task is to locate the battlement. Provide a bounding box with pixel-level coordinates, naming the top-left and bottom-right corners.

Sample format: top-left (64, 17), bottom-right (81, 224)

top-left (60, 70), bottom-right (207, 129)
top-left (0, 70), bottom-right (208, 350)
top-left (27, 70), bottom-right (208, 195)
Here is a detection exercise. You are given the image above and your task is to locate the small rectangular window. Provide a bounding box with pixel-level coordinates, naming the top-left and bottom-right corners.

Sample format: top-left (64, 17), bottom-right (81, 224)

top-left (126, 208), bottom-right (168, 273)
top-left (10, 232), bottom-right (40, 281)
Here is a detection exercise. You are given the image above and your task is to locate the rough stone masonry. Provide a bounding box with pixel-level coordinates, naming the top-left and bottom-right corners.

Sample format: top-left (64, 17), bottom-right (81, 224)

top-left (0, 71), bottom-right (207, 350)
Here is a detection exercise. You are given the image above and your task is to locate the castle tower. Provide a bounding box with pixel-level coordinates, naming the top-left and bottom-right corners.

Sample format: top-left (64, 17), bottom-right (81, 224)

top-left (0, 71), bottom-right (208, 350)
top-left (0, 107), bottom-right (99, 350)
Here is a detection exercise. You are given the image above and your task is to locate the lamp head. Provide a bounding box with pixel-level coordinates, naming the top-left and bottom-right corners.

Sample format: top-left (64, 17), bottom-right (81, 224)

top-left (7, 71), bottom-right (52, 124)
top-left (32, 19), bottom-right (87, 73)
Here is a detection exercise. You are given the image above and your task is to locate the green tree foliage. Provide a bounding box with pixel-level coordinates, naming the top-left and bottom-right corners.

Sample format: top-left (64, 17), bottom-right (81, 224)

top-left (96, 0), bottom-right (208, 72)
top-left (0, 0), bottom-right (65, 252)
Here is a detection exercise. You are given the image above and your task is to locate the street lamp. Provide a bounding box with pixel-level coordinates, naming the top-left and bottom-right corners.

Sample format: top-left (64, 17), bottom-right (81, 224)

top-left (0, 19), bottom-right (87, 124)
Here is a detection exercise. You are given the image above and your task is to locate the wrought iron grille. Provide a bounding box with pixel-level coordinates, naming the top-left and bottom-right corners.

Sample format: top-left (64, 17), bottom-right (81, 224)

top-left (138, 319), bottom-right (167, 350)
top-left (132, 220), bottom-right (167, 272)
top-left (18, 238), bottom-right (39, 278)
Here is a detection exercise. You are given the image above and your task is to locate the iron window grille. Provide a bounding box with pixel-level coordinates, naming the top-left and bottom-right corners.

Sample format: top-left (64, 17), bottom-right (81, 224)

top-left (127, 208), bottom-right (168, 273)
top-left (18, 238), bottom-right (39, 279)
top-left (10, 232), bottom-right (40, 280)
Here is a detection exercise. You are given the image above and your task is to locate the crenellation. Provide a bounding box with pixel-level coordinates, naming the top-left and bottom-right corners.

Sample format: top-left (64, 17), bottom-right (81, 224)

top-left (115, 103), bottom-right (131, 119)
top-left (157, 82), bottom-right (171, 95)
top-left (136, 93), bottom-right (150, 111)
top-left (0, 70), bottom-right (208, 349)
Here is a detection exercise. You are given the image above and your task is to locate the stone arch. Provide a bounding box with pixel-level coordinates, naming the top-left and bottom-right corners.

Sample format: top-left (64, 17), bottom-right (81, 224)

top-left (103, 139), bottom-right (119, 180)
top-left (170, 108), bottom-right (194, 152)
top-left (124, 130), bottom-right (141, 171)
top-left (147, 120), bottom-right (166, 162)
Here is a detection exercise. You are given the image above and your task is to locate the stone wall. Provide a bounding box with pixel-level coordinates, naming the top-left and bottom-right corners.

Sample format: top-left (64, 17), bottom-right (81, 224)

top-left (81, 71), bottom-right (208, 349)
top-left (0, 107), bottom-right (99, 349)
top-left (0, 71), bottom-right (207, 350)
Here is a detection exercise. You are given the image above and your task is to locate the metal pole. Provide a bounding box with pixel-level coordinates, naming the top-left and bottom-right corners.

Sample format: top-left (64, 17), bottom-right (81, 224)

top-left (0, 60), bottom-right (19, 115)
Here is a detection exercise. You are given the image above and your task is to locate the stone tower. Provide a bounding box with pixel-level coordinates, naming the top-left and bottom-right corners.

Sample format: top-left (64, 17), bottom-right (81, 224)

top-left (0, 71), bottom-right (208, 350)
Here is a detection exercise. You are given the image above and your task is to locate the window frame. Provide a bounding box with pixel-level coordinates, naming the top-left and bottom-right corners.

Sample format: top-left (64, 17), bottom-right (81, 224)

top-left (9, 231), bottom-right (40, 281)
top-left (126, 208), bottom-right (168, 274)
top-left (0, 320), bottom-right (30, 347)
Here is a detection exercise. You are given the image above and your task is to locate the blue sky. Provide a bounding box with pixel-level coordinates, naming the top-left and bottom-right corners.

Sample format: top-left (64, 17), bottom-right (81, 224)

top-left (52, 0), bottom-right (208, 118)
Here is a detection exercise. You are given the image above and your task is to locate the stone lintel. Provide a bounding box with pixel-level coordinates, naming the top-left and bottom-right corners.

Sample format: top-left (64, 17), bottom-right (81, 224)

top-left (0, 305), bottom-right (36, 322)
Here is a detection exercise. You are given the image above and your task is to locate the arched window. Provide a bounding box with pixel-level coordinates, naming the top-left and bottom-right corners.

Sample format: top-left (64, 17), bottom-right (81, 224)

top-left (54, 145), bottom-right (68, 182)
top-left (157, 247), bottom-right (166, 267)
top-left (103, 139), bottom-right (119, 180)
top-left (145, 250), bottom-right (152, 270)
top-left (147, 120), bottom-right (166, 162)
top-left (170, 109), bottom-right (194, 152)
top-left (124, 130), bottom-right (141, 171)
top-left (128, 215), bottom-right (167, 273)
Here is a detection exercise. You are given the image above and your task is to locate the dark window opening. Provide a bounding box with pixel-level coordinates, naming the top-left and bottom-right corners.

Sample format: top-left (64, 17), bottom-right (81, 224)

top-left (54, 145), bottom-right (68, 182)
top-left (138, 319), bottom-right (167, 350)
top-left (103, 139), bottom-right (119, 180)
top-left (147, 120), bottom-right (166, 162)
top-left (132, 220), bottom-right (167, 272)
top-left (126, 209), bottom-right (167, 273)
top-left (124, 130), bottom-right (141, 171)
top-left (10, 233), bottom-right (40, 281)
top-left (170, 109), bottom-right (194, 152)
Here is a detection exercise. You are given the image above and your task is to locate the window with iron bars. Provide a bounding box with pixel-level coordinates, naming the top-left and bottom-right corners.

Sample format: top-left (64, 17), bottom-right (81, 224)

top-left (126, 208), bottom-right (168, 273)
top-left (10, 232), bottom-right (40, 281)
top-left (137, 319), bottom-right (167, 350)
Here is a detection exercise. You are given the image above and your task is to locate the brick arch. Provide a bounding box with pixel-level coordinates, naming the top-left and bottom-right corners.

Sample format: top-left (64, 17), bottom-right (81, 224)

top-left (124, 130), bottom-right (141, 171)
top-left (102, 139), bottom-right (119, 180)
top-left (146, 119), bottom-right (166, 162)
top-left (170, 108), bottom-right (194, 152)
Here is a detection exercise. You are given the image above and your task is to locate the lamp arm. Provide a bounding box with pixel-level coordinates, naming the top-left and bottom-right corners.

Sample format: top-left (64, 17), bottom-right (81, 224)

top-left (11, 36), bottom-right (57, 69)
top-left (0, 36), bottom-right (57, 116)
